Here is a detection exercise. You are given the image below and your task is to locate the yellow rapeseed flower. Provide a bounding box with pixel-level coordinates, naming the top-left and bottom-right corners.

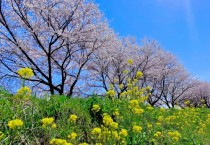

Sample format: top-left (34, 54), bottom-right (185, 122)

top-left (133, 108), bottom-right (144, 115)
top-left (168, 131), bottom-right (181, 140)
top-left (133, 79), bottom-right (138, 83)
top-left (184, 100), bottom-right (190, 105)
top-left (92, 127), bottom-right (101, 135)
top-left (68, 132), bottom-right (77, 140)
top-left (101, 128), bottom-right (111, 139)
top-left (16, 86), bottom-right (32, 100)
top-left (136, 71), bottom-right (143, 79)
top-left (106, 90), bottom-right (115, 97)
top-left (156, 122), bottom-right (161, 127)
top-left (198, 128), bottom-right (205, 134)
top-left (146, 106), bottom-right (153, 110)
top-left (110, 122), bottom-right (118, 129)
top-left (51, 123), bottom-right (57, 128)
top-left (91, 104), bottom-right (100, 112)
top-left (132, 125), bottom-right (142, 133)
top-left (127, 59), bottom-right (134, 65)
top-left (103, 114), bottom-right (113, 126)
top-left (123, 70), bottom-right (129, 74)
top-left (201, 99), bottom-right (205, 103)
top-left (7, 119), bottom-right (24, 129)
top-left (112, 131), bottom-right (120, 140)
top-left (147, 123), bottom-right (153, 129)
top-left (146, 86), bottom-right (151, 91)
top-left (119, 84), bottom-right (124, 89)
top-left (50, 138), bottom-right (72, 145)
top-left (17, 67), bottom-right (34, 79)
top-left (129, 100), bottom-right (139, 108)
top-left (119, 129), bottom-right (128, 138)
top-left (69, 114), bottom-right (78, 123)
top-left (120, 92), bottom-right (127, 98)
top-left (154, 131), bottom-right (162, 138)
top-left (113, 109), bottom-right (120, 116)
top-left (158, 116), bottom-right (164, 122)
top-left (41, 117), bottom-right (54, 125)
top-left (172, 137), bottom-right (179, 142)
top-left (160, 108), bottom-right (165, 112)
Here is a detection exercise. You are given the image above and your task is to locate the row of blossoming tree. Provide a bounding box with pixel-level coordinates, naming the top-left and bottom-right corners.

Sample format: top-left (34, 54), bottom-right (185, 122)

top-left (0, 0), bottom-right (209, 108)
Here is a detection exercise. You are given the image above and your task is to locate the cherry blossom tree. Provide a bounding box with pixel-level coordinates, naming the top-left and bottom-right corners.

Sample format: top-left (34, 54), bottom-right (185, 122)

top-left (86, 36), bottom-right (143, 97)
top-left (180, 81), bottom-right (210, 108)
top-left (0, 0), bottom-right (207, 105)
top-left (0, 0), bottom-right (112, 96)
top-left (144, 49), bottom-right (195, 108)
top-left (87, 38), bottom-right (166, 98)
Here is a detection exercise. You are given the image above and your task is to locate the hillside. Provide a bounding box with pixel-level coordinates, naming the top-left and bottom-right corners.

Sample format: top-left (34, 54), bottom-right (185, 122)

top-left (1, 90), bottom-right (210, 144)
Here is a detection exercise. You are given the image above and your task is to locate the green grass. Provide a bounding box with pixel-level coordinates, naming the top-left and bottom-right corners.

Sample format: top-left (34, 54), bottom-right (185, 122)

top-left (1, 90), bottom-right (210, 145)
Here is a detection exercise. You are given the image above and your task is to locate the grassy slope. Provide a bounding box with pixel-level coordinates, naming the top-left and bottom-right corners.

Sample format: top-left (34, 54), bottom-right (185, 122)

top-left (1, 90), bottom-right (210, 145)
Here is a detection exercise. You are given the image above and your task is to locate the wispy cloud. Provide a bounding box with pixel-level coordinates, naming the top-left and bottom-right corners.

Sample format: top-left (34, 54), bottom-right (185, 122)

top-left (183, 0), bottom-right (199, 42)
top-left (156, 0), bottom-right (199, 42)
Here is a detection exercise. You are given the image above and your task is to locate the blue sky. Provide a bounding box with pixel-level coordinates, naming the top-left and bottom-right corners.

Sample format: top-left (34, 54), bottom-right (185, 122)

top-left (95, 0), bottom-right (210, 82)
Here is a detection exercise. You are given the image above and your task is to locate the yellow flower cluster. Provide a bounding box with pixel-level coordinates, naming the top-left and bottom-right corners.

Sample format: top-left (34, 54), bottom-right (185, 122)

top-left (69, 114), bottom-right (78, 123)
top-left (41, 117), bottom-right (56, 128)
top-left (103, 114), bottom-right (113, 126)
top-left (129, 99), bottom-right (144, 115)
top-left (127, 59), bottom-right (134, 65)
top-left (129, 100), bottom-right (139, 108)
top-left (42, 117), bottom-right (54, 124)
top-left (91, 104), bottom-right (100, 112)
top-left (7, 119), bottom-right (24, 129)
top-left (50, 138), bottom-right (72, 145)
top-left (133, 108), bottom-right (144, 115)
top-left (110, 122), bottom-right (118, 129)
top-left (100, 127), bottom-right (111, 139)
top-left (146, 86), bottom-right (152, 91)
top-left (118, 74), bottom-right (150, 105)
top-left (132, 125), bottom-right (142, 133)
top-left (154, 131), bottom-right (162, 138)
top-left (102, 114), bottom-right (118, 129)
top-left (156, 122), bottom-right (161, 127)
top-left (119, 84), bottom-right (124, 89)
top-left (99, 126), bottom-right (122, 142)
top-left (106, 90), bottom-right (115, 98)
top-left (184, 100), bottom-right (190, 105)
top-left (146, 105), bottom-right (153, 110)
top-left (160, 108), bottom-right (165, 112)
top-left (147, 123), bottom-right (153, 129)
top-left (168, 131), bottom-right (181, 142)
top-left (197, 123), bottom-right (207, 135)
top-left (17, 67), bottom-right (34, 79)
top-left (111, 131), bottom-right (120, 140)
top-left (123, 70), bottom-right (129, 74)
top-left (206, 114), bottom-right (210, 123)
top-left (91, 127), bottom-right (101, 135)
top-left (136, 71), bottom-right (143, 79)
top-left (68, 132), bottom-right (77, 140)
top-left (10, 68), bottom-right (210, 144)
top-left (119, 129), bottom-right (128, 138)
top-left (165, 116), bottom-right (176, 124)
top-left (113, 109), bottom-right (120, 116)
top-left (158, 116), bottom-right (164, 122)
top-left (16, 86), bottom-right (31, 100)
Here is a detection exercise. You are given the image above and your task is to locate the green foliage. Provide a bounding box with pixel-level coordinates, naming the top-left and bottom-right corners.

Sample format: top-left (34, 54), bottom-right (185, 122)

top-left (1, 94), bottom-right (210, 144)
